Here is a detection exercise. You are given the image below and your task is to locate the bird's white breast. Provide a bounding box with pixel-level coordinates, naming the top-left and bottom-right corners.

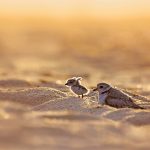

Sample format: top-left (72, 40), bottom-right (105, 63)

top-left (98, 94), bottom-right (108, 105)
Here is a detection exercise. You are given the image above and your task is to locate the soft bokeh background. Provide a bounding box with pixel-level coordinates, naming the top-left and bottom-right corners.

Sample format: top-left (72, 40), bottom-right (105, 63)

top-left (0, 0), bottom-right (150, 77)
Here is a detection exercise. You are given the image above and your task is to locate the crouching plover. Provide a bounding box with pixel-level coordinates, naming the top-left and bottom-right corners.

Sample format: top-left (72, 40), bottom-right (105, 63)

top-left (93, 83), bottom-right (144, 109)
top-left (65, 77), bottom-right (89, 98)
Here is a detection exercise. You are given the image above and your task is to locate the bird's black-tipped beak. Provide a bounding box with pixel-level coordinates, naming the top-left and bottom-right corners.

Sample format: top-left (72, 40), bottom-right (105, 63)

top-left (93, 88), bottom-right (98, 91)
top-left (65, 83), bottom-right (68, 86)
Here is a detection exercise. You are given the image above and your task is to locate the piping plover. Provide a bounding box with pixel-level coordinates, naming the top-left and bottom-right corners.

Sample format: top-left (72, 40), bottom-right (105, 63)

top-left (65, 77), bottom-right (89, 98)
top-left (93, 82), bottom-right (144, 109)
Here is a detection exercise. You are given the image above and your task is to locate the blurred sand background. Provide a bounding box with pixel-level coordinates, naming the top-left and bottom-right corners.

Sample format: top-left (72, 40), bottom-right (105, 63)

top-left (0, 0), bottom-right (150, 149)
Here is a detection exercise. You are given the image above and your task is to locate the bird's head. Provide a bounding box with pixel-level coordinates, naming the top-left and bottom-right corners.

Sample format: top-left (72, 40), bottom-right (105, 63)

top-left (65, 77), bottom-right (82, 86)
top-left (93, 83), bottom-right (111, 93)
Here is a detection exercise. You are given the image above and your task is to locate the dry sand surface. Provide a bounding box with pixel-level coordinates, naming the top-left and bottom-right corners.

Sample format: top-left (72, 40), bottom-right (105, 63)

top-left (0, 63), bottom-right (150, 150)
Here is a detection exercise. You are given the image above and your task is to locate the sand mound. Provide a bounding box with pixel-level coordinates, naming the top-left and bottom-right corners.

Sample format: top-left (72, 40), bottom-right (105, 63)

top-left (0, 82), bottom-right (149, 127)
top-left (33, 93), bottom-right (150, 126)
top-left (104, 108), bottom-right (134, 121)
top-left (33, 97), bottom-right (113, 116)
top-left (0, 102), bottom-right (150, 150)
top-left (124, 111), bottom-right (150, 126)
top-left (0, 87), bottom-right (67, 106)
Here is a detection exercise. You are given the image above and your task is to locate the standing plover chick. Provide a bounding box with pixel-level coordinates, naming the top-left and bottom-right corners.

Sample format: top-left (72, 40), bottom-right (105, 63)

top-left (65, 77), bottom-right (89, 98)
top-left (93, 82), bottom-right (144, 109)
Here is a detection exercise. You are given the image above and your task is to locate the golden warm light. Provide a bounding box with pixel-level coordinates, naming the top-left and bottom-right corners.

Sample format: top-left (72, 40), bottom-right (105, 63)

top-left (0, 0), bottom-right (150, 17)
top-left (0, 1), bottom-right (150, 150)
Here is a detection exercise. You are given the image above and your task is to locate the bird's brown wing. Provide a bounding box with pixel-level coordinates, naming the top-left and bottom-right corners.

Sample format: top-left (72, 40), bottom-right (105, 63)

top-left (106, 96), bottom-right (144, 109)
top-left (108, 88), bottom-right (131, 100)
top-left (106, 89), bottom-right (144, 109)
top-left (105, 97), bottom-right (133, 108)
top-left (79, 85), bottom-right (88, 93)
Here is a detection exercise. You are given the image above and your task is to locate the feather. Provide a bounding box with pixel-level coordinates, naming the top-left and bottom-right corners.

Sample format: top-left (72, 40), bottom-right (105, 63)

top-left (106, 88), bottom-right (144, 109)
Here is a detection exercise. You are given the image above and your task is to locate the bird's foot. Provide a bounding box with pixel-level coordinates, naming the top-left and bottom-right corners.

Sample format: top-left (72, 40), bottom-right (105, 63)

top-left (78, 95), bottom-right (84, 99)
top-left (82, 94), bottom-right (84, 98)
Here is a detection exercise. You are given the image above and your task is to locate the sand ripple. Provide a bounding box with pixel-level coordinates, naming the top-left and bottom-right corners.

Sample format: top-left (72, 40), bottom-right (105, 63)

top-left (0, 79), bottom-right (150, 149)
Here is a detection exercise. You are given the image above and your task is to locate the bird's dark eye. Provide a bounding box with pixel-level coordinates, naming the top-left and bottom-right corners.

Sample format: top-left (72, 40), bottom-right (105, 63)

top-left (100, 86), bottom-right (103, 88)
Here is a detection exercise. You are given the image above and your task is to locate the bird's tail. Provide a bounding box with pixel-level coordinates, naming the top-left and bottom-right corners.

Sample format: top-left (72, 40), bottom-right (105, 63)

top-left (133, 103), bottom-right (145, 109)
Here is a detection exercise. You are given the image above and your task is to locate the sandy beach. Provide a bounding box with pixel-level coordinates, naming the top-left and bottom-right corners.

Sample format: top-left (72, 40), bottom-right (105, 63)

top-left (0, 50), bottom-right (150, 150)
top-left (0, 2), bottom-right (150, 148)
